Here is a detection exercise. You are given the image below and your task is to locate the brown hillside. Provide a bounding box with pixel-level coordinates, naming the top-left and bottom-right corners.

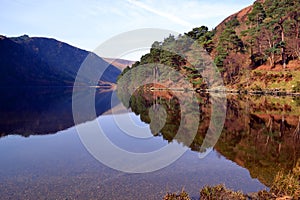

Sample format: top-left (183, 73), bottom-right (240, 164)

top-left (216, 5), bottom-right (253, 32)
top-left (102, 57), bottom-right (135, 71)
top-left (210, 0), bottom-right (300, 89)
top-left (216, 0), bottom-right (266, 33)
top-left (211, 4), bottom-right (254, 68)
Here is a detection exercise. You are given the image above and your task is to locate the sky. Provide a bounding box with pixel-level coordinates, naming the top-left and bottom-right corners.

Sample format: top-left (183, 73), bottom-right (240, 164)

top-left (1, 0), bottom-right (255, 60)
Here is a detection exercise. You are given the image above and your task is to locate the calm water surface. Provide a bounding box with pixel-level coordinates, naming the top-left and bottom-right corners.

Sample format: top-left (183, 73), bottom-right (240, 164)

top-left (0, 88), bottom-right (299, 199)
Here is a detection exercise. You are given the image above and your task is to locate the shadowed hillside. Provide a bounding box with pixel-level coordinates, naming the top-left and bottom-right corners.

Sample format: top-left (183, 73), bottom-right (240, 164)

top-left (0, 35), bottom-right (121, 86)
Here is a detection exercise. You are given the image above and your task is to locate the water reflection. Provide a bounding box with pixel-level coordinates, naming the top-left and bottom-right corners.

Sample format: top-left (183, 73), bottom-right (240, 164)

top-left (117, 86), bottom-right (300, 187)
top-left (0, 87), bottom-right (114, 137)
top-left (0, 86), bottom-right (299, 198)
top-left (0, 114), bottom-right (265, 199)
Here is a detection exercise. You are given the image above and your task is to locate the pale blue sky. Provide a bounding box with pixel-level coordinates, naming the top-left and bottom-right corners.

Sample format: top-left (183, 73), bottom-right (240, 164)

top-left (1, 0), bottom-right (255, 59)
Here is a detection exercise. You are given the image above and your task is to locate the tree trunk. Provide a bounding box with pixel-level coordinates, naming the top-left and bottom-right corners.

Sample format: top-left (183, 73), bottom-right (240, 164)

top-left (280, 23), bottom-right (286, 69)
top-left (296, 20), bottom-right (300, 60)
top-left (268, 54), bottom-right (275, 68)
top-left (266, 33), bottom-right (276, 68)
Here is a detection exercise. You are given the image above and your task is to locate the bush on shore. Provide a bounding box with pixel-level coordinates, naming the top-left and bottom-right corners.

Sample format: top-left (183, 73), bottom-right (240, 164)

top-left (164, 165), bottom-right (300, 200)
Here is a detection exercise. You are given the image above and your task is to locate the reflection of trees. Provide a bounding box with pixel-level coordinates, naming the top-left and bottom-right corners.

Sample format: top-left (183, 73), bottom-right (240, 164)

top-left (119, 88), bottom-right (300, 187)
top-left (266, 115), bottom-right (274, 134)
top-left (127, 85), bottom-right (207, 150)
top-left (216, 95), bottom-right (300, 187)
top-left (294, 116), bottom-right (300, 140)
top-left (129, 87), bottom-right (181, 141)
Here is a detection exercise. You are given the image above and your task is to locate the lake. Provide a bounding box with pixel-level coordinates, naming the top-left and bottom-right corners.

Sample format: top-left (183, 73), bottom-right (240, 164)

top-left (0, 87), bottom-right (299, 199)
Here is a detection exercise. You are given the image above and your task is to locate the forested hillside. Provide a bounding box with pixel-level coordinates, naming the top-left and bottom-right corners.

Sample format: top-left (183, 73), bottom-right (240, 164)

top-left (214, 0), bottom-right (300, 85)
top-left (119, 0), bottom-right (300, 92)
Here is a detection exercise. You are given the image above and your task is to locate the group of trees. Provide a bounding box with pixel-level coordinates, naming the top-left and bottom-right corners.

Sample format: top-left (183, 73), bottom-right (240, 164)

top-left (242, 0), bottom-right (300, 68)
top-left (214, 17), bottom-right (245, 84)
top-left (119, 0), bottom-right (300, 87)
top-left (212, 0), bottom-right (300, 84)
top-left (185, 26), bottom-right (215, 53)
top-left (118, 28), bottom-right (216, 89)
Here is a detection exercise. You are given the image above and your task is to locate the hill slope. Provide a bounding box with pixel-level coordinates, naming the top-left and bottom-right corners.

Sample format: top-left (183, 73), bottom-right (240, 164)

top-left (102, 57), bottom-right (135, 71)
top-left (119, 0), bottom-right (300, 92)
top-left (0, 35), bottom-right (121, 86)
top-left (211, 0), bottom-right (300, 86)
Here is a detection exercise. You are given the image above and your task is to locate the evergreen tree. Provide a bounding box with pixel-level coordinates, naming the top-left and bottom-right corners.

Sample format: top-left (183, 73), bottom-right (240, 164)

top-left (244, 1), bottom-right (266, 65)
top-left (215, 26), bottom-right (244, 69)
top-left (198, 29), bottom-right (215, 53)
top-left (185, 26), bottom-right (209, 40)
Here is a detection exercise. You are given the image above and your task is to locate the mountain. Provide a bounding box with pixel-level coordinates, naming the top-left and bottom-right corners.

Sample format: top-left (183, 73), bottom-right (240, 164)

top-left (102, 57), bottom-right (135, 71)
top-left (119, 0), bottom-right (300, 92)
top-left (0, 35), bottom-right (121, 86)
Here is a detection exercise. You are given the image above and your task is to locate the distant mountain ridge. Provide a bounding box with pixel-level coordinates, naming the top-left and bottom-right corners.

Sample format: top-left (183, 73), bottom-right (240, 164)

top-left (102, 57), bottom-right (135, 71)
top-left (0, 35), bottom-right (121, 86)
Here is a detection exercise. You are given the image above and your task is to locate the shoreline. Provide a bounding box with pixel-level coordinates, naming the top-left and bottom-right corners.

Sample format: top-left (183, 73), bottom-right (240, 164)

top-left (150, 87), bottom-right (300, 96)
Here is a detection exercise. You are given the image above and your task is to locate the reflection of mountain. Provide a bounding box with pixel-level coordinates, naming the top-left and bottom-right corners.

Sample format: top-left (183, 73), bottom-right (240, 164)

top-left (0, 35), bottom-right (121, 86)
top-left (0, 35), bottom-right (122, 136)
top-left (0, 88), bottom-right (114, 137)
top-left (118, 86), bottom-right (300, 187)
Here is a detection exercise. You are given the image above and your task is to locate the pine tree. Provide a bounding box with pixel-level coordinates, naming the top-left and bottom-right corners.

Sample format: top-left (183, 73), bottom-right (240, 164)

top-left (185, 26), bottom-right (209, 40)
top-left (244, 1), bottom-right (266, 64)
top-left (215, 26), bottom-right (244, 68)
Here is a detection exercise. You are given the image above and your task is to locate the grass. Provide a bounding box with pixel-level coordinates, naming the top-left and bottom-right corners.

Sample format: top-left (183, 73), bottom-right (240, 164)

top-left (164, 164), bottom-right (300, 200)
top-left (235, 70), bottom-right (300, 92)
top-left (270, 171), bottom-right (300, 198)
top-left (270, 160), bottom-right (300, 199)
top-left (200, 184), bottom-right (245, 200)
top-left (163, 190), bottom-right (191, 200)
top-left (292, 81), bottom-right (300, 93)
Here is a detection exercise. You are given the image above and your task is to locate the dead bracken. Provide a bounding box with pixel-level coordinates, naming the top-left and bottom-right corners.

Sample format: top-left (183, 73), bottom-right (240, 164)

top-left (164, 165), bottom-right (300, 200)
